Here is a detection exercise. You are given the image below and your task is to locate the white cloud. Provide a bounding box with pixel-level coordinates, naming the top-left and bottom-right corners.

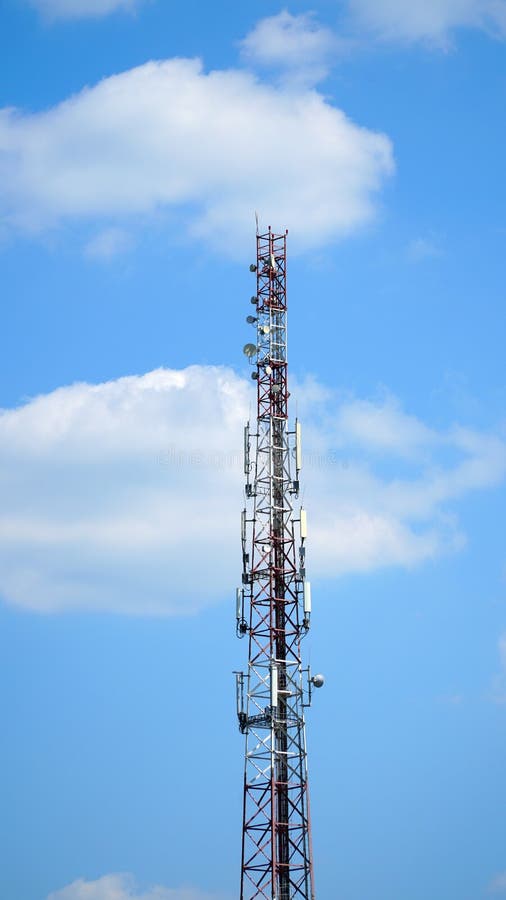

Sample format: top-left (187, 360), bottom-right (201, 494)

top-left (0, 367), bottom-right (505, 616)
top-left (301, 394), bottom-right (506, 576)
top-left (84, 226), bottom-right (134, 260)
top-left (47, 873), bottom-right (229, 900)
top-left (332, 395), bottom-right (434, 456)
top-left (240, 11), bottom-right (347, 86)
top-left (29, 0), bottom-right (143, 21)
top-left (0, 57), bottom-right (393, 253)
top-left (0, 366), bottom-right (248, 615)
top-left (348, 0), bottom-right (506, 44)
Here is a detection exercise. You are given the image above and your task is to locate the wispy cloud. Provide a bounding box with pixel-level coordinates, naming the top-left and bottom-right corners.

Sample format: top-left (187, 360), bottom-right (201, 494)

top-left (407, 236), bottom-right (442, 262)
top-left (240, 11), bottom-right (349, 86)
top-left (0, 56), bottom-right (393, 254)
top-left (84, 226), bottom-right (134, 260)
top-left (331, 395), bottom-right (434, 457)
top-left (491, 634), bottom-right (506, 704)
top-left (0, 367), bottom-right (504, 616)
top-left (348, 0), bottom-right (506, 46)
top-left (47, 873), bottom-right (230, 900)
top-left (302, 392), bottom-right (506, 576)
top-left (28, 0), bottom-right (144, 21)
top-left (488, 870), bottom-right (506, 893)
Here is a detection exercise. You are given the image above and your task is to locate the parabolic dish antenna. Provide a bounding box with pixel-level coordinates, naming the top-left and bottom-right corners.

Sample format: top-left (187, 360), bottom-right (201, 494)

top-left (243, 343), bottom-right (257, 358)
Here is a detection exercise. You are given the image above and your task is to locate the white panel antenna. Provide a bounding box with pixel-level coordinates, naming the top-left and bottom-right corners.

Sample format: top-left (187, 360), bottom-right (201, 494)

top-left (270, 665), bottom-right (278, 708)
top-left (295, 419), bottom-right (302, 472)
top-left (244, 423), bottom-right (250, 475)
top-left (303, 581), bottom-right (312, 616)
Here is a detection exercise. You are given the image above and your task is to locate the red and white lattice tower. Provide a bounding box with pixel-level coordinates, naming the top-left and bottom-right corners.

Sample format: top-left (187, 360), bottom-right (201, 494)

top-left (235, 228), bottom-right (323, 900)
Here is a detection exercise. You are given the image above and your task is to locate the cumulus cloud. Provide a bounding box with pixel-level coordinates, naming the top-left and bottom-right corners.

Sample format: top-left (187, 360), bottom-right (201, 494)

top-left (29, 0), bottom-right (143, 20)
top-left (0, 367), bottom-right (505, 616)
top-left (240, 11), bottom-right (346, 86)
top-left (0, 366), bottom-right (248, 615)
top-left (47, 873), bottom-right (229, 900)
top-left (348, 0), bottom-right (506, 44)
top-left (0, 57), bottom-right (393, 253)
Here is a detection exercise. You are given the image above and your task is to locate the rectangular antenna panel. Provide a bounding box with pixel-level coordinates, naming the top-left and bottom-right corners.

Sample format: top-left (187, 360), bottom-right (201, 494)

top-left (295, 420), bottom-right (302, 472)
top-left (304, 581), bottom-right (312, 615)
top-left (270, 665), bottom-right (278, 708)
top-left (244, 423), bottom-right (250, 475)
top-left (300, 508), bottom-right (307, 540)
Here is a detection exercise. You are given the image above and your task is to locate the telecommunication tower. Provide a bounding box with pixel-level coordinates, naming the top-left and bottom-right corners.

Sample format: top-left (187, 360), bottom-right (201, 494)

top-left (235, 228), bottom-right (324, 900)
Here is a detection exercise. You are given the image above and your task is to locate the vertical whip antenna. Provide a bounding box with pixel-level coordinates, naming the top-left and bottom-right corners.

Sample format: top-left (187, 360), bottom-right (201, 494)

top-left (235, 228), bottom-right (324, 900)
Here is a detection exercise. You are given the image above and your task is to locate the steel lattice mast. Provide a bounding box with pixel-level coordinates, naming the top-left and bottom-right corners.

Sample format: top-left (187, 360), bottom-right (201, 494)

top-left (235, 228), bottom-right (322, 900)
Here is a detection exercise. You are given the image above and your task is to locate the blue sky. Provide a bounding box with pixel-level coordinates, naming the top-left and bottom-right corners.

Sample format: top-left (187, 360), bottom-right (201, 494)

top-left (1, 1), bottom-right (505, 898)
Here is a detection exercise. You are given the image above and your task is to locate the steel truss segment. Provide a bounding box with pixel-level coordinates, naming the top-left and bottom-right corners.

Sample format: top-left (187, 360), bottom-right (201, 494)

top-left (239, 229), bottom-right (315, 900)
